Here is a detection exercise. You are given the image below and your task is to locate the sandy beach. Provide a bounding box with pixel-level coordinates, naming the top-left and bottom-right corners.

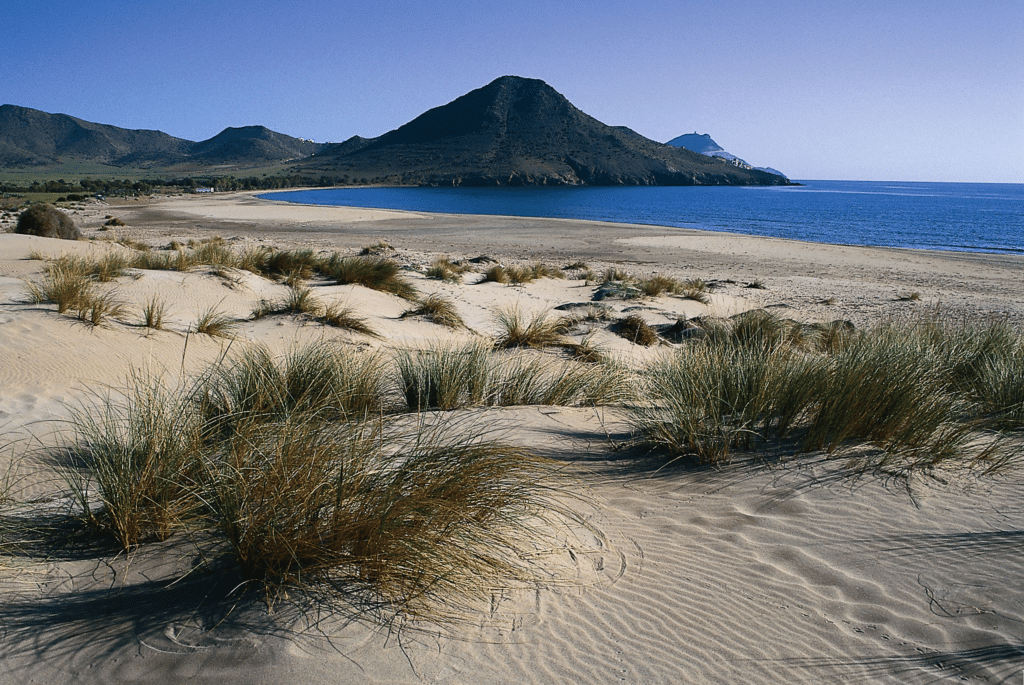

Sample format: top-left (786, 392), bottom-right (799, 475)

top-left (1, 191), bottom-right (1022, 684)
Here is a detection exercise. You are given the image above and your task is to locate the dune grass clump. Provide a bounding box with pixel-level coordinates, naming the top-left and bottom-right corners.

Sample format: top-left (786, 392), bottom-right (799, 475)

top-left (41, 253), bottom-right (130, 283)
top-left (529, 262), bottom-right (565, 280)
top-left (195, 342), bottom-right (390, 430)
top-left (62, 342), bottom-right (577, 616)
top-left (505, 265), bottom-right (536, 285)
top-left (202, 414), bottom-right (570, 616)
top-left (242, 247), bottom-right (321, 280)
top-left (487, 353), bottom-right (631, 407)
top-left (359, 240), bottom-right (391, 256)
top-left (400, 294), bottom-right (466, 329)
top-left (328, 256), bottom-right (418, 300)
top-left (195, 307), bottom-right (237, 338)
top-left (426, 257), bottom-right (472, 283)
top-left (493, 307), bottom-right (571, 349)
top-left (320, 302), bottom-right (379, 336)
top-left (632, 341), bottom-right (813, 464)
top-left (615, 314), bottom-right (659, 347)
top-left (251, 286), bottom-right (324, 319)
top-left (63, 373), bottom-right (206, 549)
top-left (562, 333), bottom-right (606, 364)
top-left (478, 264), bottom-right (509, 284)
top-left (142, 296), bottom-right (166, 330)
top-left (395, 341), bottom-right (630, 411)
top-left (396, 340), bottom-right (493, 410)
top-left (282, 286), bottom-right (322, 315)
top-left (631, 315), bottom-right (1019, 472)
top-left (28, 261), bottom-right (94, 313)
top-left (75, 290), bottom-right (126, 327)
top-left (638, 275), bottom-right (682, 297)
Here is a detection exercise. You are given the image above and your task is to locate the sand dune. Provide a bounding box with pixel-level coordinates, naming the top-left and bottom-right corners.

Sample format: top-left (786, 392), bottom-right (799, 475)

top-left (1, 194), bottom-right (1022, 684)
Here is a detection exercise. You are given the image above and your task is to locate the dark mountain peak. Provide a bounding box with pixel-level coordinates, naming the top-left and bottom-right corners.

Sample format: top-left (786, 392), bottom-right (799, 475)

top-left (190, 125), bottom-right (321, 164)
top-left (305, 76), bottom-right (789, 187)
top-left (0, 103), bottom-right (191, 167)
top-left (204, 125), bottom-right (278, 141)
top-left (667, 132), bottom-right (724, 154)
top-left (364, 75), bottom-right (579, 150)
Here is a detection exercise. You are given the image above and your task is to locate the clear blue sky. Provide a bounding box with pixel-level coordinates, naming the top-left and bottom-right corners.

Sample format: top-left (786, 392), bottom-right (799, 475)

top-left (3, 1), bottom-right (1022, 182)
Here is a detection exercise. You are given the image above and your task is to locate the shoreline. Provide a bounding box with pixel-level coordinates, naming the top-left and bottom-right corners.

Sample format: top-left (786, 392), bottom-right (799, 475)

top-left (255, 182), bottom-right (1024, 256)
top-left (127, 190), bottom-right (1024, 328)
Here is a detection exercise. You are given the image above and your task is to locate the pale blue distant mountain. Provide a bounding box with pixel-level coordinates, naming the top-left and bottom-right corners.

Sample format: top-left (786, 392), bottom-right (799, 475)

top-left (666, 132), bottom-right (787, 179)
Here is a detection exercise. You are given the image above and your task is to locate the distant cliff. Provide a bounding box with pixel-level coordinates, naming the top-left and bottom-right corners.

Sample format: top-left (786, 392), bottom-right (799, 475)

top-left (667, 132), bottom-right (787, 180)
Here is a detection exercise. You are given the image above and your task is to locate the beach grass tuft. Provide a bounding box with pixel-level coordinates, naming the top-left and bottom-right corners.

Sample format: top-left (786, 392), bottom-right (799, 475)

top-left (320, 302), bottom-right (379, 337)
top-left (493, 307), bottom-right (571, 349)
top-left (630, 314), bottom-right (1022, 472)
top-left (327, 256), bottom-right (418, 300)
top-left (141, 296), bottom-right (166, 330)
top-left (400, 293), bottom-right (466, 329)
top-left (195, 307), bottom-right (237, 338)
top-left (615, 314), bottom-right (659, 347)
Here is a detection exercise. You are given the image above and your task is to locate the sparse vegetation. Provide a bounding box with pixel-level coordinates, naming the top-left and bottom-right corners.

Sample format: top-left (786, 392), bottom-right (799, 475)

top-left (359, 240), bottom-right (392, 255)
top-left (426, 257), bottom-right (472, 283)
top-left (59, 343), bottom-right (575, 617)
top-left (395, 341), bottom-right (630, 411)
top-left (638, 275), bottom-right (682, 297)
top-left (75, 289), bottom-right (125, 327)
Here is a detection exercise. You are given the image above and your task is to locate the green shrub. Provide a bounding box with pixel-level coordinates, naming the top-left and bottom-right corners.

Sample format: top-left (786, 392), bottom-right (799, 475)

top-left (15, 204), bottom-right (81, 240)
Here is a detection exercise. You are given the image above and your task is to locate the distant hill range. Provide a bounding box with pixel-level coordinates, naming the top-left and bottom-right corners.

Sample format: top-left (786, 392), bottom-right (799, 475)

top-left (667, 132), bottom-right (787, 179)
top-left (300, 76), bottom-right (788, 186)
top-left (1, 78), bottom-right (790, 186)
top-left (0, 104), bottom-right (323, 169)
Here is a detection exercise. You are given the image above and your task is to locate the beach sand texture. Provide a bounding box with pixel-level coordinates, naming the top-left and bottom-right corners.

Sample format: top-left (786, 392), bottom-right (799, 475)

top-left (1, 193), bottom-right (1022, 684)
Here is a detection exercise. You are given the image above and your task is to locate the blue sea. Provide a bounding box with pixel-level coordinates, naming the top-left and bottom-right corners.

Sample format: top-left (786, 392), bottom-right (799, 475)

top-left (264, 181), bottom-right (1024, 254)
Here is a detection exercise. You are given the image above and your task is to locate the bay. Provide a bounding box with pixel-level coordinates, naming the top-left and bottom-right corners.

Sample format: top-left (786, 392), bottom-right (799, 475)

top-left (263, 181), bottom-right (1024, 254)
